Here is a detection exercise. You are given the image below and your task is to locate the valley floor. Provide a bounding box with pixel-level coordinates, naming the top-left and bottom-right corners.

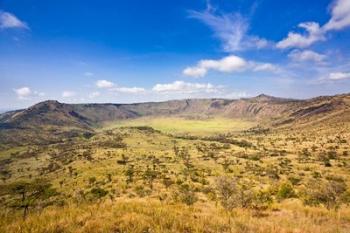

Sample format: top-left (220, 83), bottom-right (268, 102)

top-left (1, 117), bottom-right (350, 232)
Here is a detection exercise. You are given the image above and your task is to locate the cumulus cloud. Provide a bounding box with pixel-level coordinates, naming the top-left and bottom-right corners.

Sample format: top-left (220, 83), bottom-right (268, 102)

top-left (328, 72), bottom-right (350, 80)
top-left (189, 8), bottom-right (270, 51)
top-left (96, 80), bottom-right (114, 88)
top-left (152, 81), bottom-right (221, 94)
top-left (62, 91), bottom-right (76, 98)
top-left (13, 87), bottom-right (44, 100)
top-left (324, 0), bottom-right (350, 31)
top-left (95, 80), bottom-right (145, 94)
top-left (0, 11), bottom-right (29, 30)
top-left (288, 50), bottom-right (326, 62)
top-left (112, 87), bottom-right (145, 94)
top-left (277, 0), bottom-right (350, 49)
top-left (183, 55), bottom-right (280, 77)
top-left (14, 87), bottom-right (31, 99)
top-left (277, 22), bottom-right (325, 49)
top-left (183, 55), bottom-right (247, 78)
top-left (252, 63), bottom-right (280, 72)
top-left (183, 67), bottom-right (207, 78)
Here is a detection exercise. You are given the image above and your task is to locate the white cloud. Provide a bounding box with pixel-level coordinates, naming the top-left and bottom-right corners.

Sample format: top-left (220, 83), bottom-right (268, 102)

top-left (95, 79), bottom-right (145, 94)
top-left (183, 55), bottom-right (280, 77)
top-left (14, 87), bottom-right (31, 99)
top-left (252, 63), bottom-right (280, 72)
top-left (328, 72), bottom-right (350, 80)
top-left (152, 81), bottom-right (221, 94)
top-left (183, 67), bottom-right (207, 78)
top-left (183, 55), bottom-right (247, 78)
top-left (89, 91), bottom-right (100, 98)
top-left (277, 0), bottom-right (350, 49)
top-left (96, 80), bottom-right (114, 88)
top-left (0, 11), bottom-right (29, 30)
top-left (13, 87), bottom-right (44, 100)
top-left (189, 9), bottom-right (270, 51)
top-left (288, 50), bottom-right (326, 62)
top-left (62, 91), bottom-right (76, 98)
top-left (324, 0), bottom-right (350, 31)
top-left (276, 22), bottom-right (325, 49)
top-left (112, 87), bottom-right (145, 94)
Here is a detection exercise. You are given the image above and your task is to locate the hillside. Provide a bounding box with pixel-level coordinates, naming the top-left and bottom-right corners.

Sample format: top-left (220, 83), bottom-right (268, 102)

top-left (1, 93), bottom-right (350, 233)
top-left (1, 93), bottom-right (349, 146)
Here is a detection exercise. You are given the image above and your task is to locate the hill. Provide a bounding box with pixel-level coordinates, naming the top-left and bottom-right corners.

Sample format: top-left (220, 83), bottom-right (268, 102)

top-left (1, 93), bottom-right (349, 145)
top-left (1, 93), bottom-right (350, 233)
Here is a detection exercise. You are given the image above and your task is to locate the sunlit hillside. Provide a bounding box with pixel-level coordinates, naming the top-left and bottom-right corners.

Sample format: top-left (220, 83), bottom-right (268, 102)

top-left (1, 94), bottom-right (350, 232)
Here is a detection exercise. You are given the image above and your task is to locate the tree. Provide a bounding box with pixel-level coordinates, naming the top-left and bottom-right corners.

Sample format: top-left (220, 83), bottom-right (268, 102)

top-left (302, 178), bottom-right (348, 210)
top-left (2, 180), bottom-right (57, 220)
top-left (143, 166), bottom-right (158, 189)
top-left (276, 182), bottom-right (296, 201)
top-left (175, 184), bottom-right (198, 206)
top-left (215, 177), bottom-right (254, 211)
top-left (125, 165), bottom-right (135, 186)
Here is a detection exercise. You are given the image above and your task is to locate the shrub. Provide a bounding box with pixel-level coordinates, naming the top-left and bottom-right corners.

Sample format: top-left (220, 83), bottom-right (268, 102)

top-left (276, 182), bottom-right (296, 201)
top-left (302, 179), bottom-right (347, 210)
top-left (215, 177), bottom-right (254, 210)
top-left (90, 187), bottom-right (108, 200)
top-left (175, 184), bottom-right (198, 206)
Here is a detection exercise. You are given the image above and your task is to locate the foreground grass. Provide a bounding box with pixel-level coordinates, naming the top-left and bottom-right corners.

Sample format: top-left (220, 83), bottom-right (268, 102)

top-left (103, 117), bottom-right (255, 135)
top-left (1, 198), bottom-right (349, 233)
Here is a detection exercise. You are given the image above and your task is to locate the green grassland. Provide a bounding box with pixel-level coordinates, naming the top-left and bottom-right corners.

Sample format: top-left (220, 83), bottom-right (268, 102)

top-left (1, 117), bottom-right (350, 232)
top-left (103, 117), bottom-right (255, 135)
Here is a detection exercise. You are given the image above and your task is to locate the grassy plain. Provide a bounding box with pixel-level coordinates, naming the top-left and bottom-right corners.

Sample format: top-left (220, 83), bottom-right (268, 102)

top-left (103, 117), bottom-right (255, 135)
top-left (1, 117), bottom-right (350, 232)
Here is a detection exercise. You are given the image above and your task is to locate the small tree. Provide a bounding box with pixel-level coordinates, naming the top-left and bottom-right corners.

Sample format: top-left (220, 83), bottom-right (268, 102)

top-left (215, 176), bottom-right (254, 211)
top-left (276, 182), bottom-right (296, 201)
top-left (175, 184), bottom-right (198, 206)
top-left (302, 179), bottom-right (347, 210)
top-left (125, 165), bottom-right (135, 186)
top-left (143, 166), bottom-right (158, 189)
top-left (3, 180), bottom-right (57, 220)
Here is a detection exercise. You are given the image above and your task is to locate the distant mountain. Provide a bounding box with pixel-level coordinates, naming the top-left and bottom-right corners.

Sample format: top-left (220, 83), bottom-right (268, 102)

top-left (1, 93), bottom-right (349, 145)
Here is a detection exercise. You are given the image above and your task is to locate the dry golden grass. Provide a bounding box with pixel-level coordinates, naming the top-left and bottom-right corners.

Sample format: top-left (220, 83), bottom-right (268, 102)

top-left (1, 118), bottom-right (350, 233)
top-left (1, 198), bottom-right (350, 233)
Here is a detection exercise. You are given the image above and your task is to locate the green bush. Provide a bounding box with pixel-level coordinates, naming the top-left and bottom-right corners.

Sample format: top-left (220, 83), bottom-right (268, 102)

top-left (277, 182), bottom-right (296, 201)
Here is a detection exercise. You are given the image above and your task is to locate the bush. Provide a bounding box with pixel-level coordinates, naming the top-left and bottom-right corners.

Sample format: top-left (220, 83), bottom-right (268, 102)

top-left (215, 177), bottom-right (254, 210)
top-left (302, 179), bottom-right (347, 210)
top-left (90, 187), bottom-right (108, 199)
top-left (134, 185), bottom-right (152, 197)
top-left (174, 184), bottom-right (198, 206)
top-left (276, 182), bottom-right (296, 201)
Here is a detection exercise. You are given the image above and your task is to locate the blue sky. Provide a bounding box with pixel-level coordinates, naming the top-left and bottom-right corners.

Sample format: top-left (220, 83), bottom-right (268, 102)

top-left (1, 0), bottom-right (350, 109)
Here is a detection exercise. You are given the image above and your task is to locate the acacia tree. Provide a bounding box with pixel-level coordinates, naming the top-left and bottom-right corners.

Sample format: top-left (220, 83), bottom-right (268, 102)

top-left (303, 178), bottom-right (348, 210)
top-left (215, 176), bottom-right (254, 211)
top-left (125, 165), bottom-right (135, 187)
top-left (176, 184), bottom-right (198, 206)
top-left (2, 179), bottom-right (57, 220)
top-left (143, 166), bottom-right (158, 190)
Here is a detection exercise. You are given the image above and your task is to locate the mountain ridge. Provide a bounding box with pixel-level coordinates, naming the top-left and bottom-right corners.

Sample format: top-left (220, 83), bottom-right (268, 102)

top-left (1, 93), bottom-right (349, 145)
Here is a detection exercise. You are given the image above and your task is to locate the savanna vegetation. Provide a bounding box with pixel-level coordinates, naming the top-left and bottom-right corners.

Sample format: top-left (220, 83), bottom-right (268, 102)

top-left (1, 114), bottom-right (350, 233)
top-left (1, 94), bottom-right (350, 232)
